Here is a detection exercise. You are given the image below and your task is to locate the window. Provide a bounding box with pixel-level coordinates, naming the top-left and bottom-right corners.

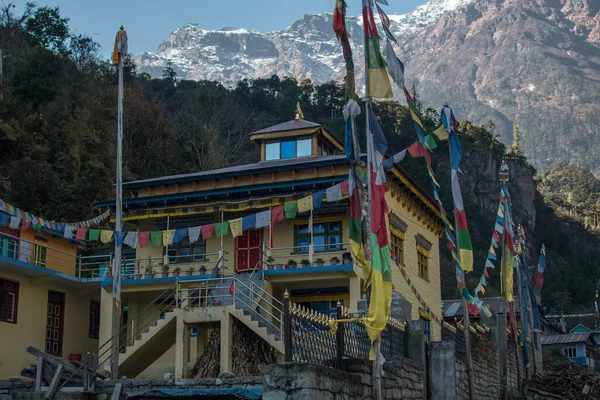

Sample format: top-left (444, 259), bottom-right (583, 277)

top-left (421, 317), bottom-right (431, 343)
top-left (418, 252), bottom-right (429, 281)
top-left (265, 142), bottom-right (280, 160)
top-left (295, 221), bottom-right (342, 253)
top-left (563, 346), bottom-right (577, 358)
top-left (297, 139), bottom-right (312, 157)
top-left (0, 278), bottom-right (19, 323)
top-left (89, 301), bottom-right (100, 339)
top-left (167, 238), bottom-right (206, 264)
top-left (390, 234), bottom-right (404, 265)
top-left (264, 138), bottom-right (313, 161)
top-left (33, 245), bottom-right (47, 268)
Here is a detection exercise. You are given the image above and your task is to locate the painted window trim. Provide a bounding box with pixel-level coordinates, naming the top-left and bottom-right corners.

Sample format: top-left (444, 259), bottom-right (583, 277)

top-left (0, 277), bottom-right (19, 324)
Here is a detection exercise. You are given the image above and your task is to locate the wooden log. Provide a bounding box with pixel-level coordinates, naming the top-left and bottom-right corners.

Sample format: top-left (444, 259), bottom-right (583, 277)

top-left (27, 346), bottom-right (97, 379)
top-left (45, 364), bottom-right (63, 399)
top-left (111, 382), bottom-right (123, 400)
top-left (35, 356), bottom-right (43, 391)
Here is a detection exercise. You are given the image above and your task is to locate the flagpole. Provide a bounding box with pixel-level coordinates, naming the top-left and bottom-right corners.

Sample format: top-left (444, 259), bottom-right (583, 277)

top-left (448, 133), bottom-right (474, 400)
top-left (111, 25), bottom-right (126, 380)
top-left (361, 1), bottom-right (382, 398)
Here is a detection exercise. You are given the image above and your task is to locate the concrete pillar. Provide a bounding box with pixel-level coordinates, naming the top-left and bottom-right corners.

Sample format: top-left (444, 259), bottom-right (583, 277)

top-left (220, 313), bottom-right (233, 373)
top-left (429, 340), bottom-right (457, 400)
top-left (406, 320), bottom-right (426, 365)
top-left (127, 295), bottom-right (140, 344)
top-left (99, 287), bottom-right (113, 349)
top-left (175, 309), bottom-right (189, 378)
top-left (348, 277), bottom-right (361, 313)
top-left (261, 280), bottom-right (274, 323)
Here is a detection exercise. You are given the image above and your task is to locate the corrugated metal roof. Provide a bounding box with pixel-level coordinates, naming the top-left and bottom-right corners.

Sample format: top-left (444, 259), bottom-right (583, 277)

top-left (249, 119), bottom-right (321, 135)
top-left (442, 296), bottom-right (522, 318)
top-left (541, 332), bottom-right (592, 346)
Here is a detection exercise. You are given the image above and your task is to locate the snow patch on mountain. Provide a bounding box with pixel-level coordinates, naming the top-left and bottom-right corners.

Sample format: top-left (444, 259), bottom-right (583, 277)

top-left (134, 0), bottom-right (474, 86)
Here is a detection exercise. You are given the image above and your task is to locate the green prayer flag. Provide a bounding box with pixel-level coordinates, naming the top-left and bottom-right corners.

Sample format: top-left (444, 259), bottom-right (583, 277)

top-left (33, 224), bottom-right (42, 233)
top-left (425, 134), bottom-right (437, 150)
top-left (88, 229), bottom-right (100, 241)
top-left (215, 221), bottom-right (229, 238)
top-left (151, 231), bottom-right (162, 246)
top-left (284, 201), bottom-right (298, 219)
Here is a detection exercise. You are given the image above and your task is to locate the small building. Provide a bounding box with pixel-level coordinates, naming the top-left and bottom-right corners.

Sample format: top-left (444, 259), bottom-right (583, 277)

top-left (541, 332), bottom-right (596, 368)
top-left (540, 315), bottom-right (565, 337)
top-left (0, 225), bottom-right (101, 378)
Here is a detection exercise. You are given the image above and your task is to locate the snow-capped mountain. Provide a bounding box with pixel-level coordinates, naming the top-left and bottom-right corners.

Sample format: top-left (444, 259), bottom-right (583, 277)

top-left (135, 0), bottom-right (473, 86)
top-left (136, 0), bottom-right (600, 174)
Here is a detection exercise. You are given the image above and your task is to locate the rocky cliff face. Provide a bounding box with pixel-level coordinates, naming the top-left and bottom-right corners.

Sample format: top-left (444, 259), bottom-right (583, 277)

top-left (136, 0), bottom-right (600, 176)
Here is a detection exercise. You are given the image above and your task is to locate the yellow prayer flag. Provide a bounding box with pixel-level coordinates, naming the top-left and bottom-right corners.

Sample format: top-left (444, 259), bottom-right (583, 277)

top-left (503, 245), bottom-right (514, 302)
top-left (368, 69), bottom-right (393, 99)
top-left (298, 196), bottom-right (313, 214)
top-left (100, 230), bottom-right (114, 244)
top-left (410, 110), bottom-right (425, 130)
top-left (434, 125), bottom-right (450, 141)
top-left (230, 218), bottom-right (243, 238)
top-left (162, 230), bottom-right (175, 246)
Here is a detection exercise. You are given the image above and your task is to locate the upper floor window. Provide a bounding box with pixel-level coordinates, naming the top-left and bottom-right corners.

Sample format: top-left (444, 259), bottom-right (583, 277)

top-left (265, 138), bottom-right (312, 161)
top-left (417, 252), bottom-right (429, 281)
top-left (167, 238), bottom-right (206, 264)
top-left (295, 221), bottom-right (342, 253)
top-left (0, 277), bottom-right (19, 324)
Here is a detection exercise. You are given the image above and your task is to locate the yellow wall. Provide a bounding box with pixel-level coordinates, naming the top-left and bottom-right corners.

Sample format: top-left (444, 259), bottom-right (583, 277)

top-left (18, 230), bottom-right (78, 276)
top-left (0, 270), bottom-right (99, 379)
top-left (385, 191), bottom-right (442, 341)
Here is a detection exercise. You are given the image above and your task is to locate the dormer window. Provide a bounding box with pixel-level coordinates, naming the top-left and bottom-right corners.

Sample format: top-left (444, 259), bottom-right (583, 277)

top-left (265, 138), bottom-right (312, 161)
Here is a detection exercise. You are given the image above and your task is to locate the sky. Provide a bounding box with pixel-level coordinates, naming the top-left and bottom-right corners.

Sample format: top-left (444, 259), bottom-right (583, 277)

top-left (11, 0), bottom-right (427, 58)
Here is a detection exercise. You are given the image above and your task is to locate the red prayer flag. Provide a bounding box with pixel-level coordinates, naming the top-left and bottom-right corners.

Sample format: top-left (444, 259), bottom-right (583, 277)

top-left (138, 232), bottom-right (150, 247)
top-left (271, 206), bottom-right (284, 224)
top-left (229, 278), bottom-right (235, 295)
top-left (201, 224), bottom-right (215, 240)
top-left (340, 180), bottom-right (349, 195)
top-left (76, 227), bottom-right (88, 241)
top-left (483, 267), bottom-right (490, 278)
top-left (407, 141), bottom-right (431, 166)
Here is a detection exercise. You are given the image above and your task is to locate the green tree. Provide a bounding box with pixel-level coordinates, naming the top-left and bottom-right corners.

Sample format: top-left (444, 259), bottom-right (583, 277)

top-left (162, 60), bottom-right (177, 82)
top-left (24, 5), bottom-right (69, 52)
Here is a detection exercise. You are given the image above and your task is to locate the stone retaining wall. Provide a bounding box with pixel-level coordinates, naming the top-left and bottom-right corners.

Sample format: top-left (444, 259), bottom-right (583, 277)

top-left (263, 359), bottom-right (424, 400)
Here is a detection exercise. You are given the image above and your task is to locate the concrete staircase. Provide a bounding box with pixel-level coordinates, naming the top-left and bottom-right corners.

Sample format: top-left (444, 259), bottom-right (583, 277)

top-left (117, 310), bottom-right (177, 377)
top-left (229, 306), bottom-right (284, 353)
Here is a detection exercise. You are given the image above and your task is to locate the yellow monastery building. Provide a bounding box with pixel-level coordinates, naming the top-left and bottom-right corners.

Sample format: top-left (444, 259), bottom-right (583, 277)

top-left (0, 115), bottom-right (444, 379)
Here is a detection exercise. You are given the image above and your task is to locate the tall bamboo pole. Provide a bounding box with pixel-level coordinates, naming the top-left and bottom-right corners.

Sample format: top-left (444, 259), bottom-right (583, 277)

top-left (111, 26), bottom-right (126, 380)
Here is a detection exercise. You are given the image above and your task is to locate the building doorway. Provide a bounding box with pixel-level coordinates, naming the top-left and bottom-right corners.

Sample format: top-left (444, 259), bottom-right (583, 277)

top-left (46, 291), bottom-right (65, 356)
top-left (236, 229), bottom-right (262, 272)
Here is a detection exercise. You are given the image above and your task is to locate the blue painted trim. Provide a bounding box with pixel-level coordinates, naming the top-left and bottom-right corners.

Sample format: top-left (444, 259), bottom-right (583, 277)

top-left (264, 264), bottom-right (354, 276)
top-left (100, 273), bottom-right (216, 287)
top-left (97, 176), bottom-right (346, 208)
top-left (0, 256), bottom-right (102, 284)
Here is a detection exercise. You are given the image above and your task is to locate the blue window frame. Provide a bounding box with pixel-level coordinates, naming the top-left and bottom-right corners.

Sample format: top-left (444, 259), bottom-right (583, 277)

top-left (265, 138), bottom-right (313, 161)
top-left (281, 140), bottom-right (296, 159)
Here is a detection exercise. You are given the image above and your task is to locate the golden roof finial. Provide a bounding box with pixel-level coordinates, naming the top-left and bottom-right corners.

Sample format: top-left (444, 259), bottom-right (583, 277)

top-left (295, 102), bottom-right (304, 120)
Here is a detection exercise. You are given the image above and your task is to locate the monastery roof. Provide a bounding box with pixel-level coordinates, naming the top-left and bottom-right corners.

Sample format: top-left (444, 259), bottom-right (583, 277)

top-left (249, 119), bottom-right (321, 135)
top-left (121, 154), bottom-right (348, 189)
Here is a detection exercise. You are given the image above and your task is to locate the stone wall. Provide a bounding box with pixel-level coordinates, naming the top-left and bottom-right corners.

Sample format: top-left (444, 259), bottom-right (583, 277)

top-left (1, 376), bottom-right (263, 400)
top-left (455, 352), bottom-right (500, 400)
top-left (263, 359), bottom-right (424, 400)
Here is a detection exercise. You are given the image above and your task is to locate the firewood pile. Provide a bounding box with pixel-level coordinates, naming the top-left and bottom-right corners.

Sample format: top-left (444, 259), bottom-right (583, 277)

top-left (191, 320), bottom-right (280, 378)
top-left (530, 361), bottom-right (600, 399)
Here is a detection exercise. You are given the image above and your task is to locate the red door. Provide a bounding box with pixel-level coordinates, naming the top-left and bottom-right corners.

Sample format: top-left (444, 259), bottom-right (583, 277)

top-left (46, 291), bottom-right (65, 356)
top-left (236, 229), bottom-right (262, 272)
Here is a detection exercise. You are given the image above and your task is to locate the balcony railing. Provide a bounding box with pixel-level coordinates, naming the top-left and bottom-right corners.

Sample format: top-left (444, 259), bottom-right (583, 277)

top-left (263, 243), bottom-right (352, 270)
top-left (0, 230), bottom-right (354, 281)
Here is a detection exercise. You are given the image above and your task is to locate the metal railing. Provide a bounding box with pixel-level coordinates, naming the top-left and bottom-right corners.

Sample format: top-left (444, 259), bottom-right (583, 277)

top-left (0, 231), bottom-right (80, 275)
top-left (283, 297), bottom-right (407, 369)
top-left (263, 243), bottom-right (352, 270)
